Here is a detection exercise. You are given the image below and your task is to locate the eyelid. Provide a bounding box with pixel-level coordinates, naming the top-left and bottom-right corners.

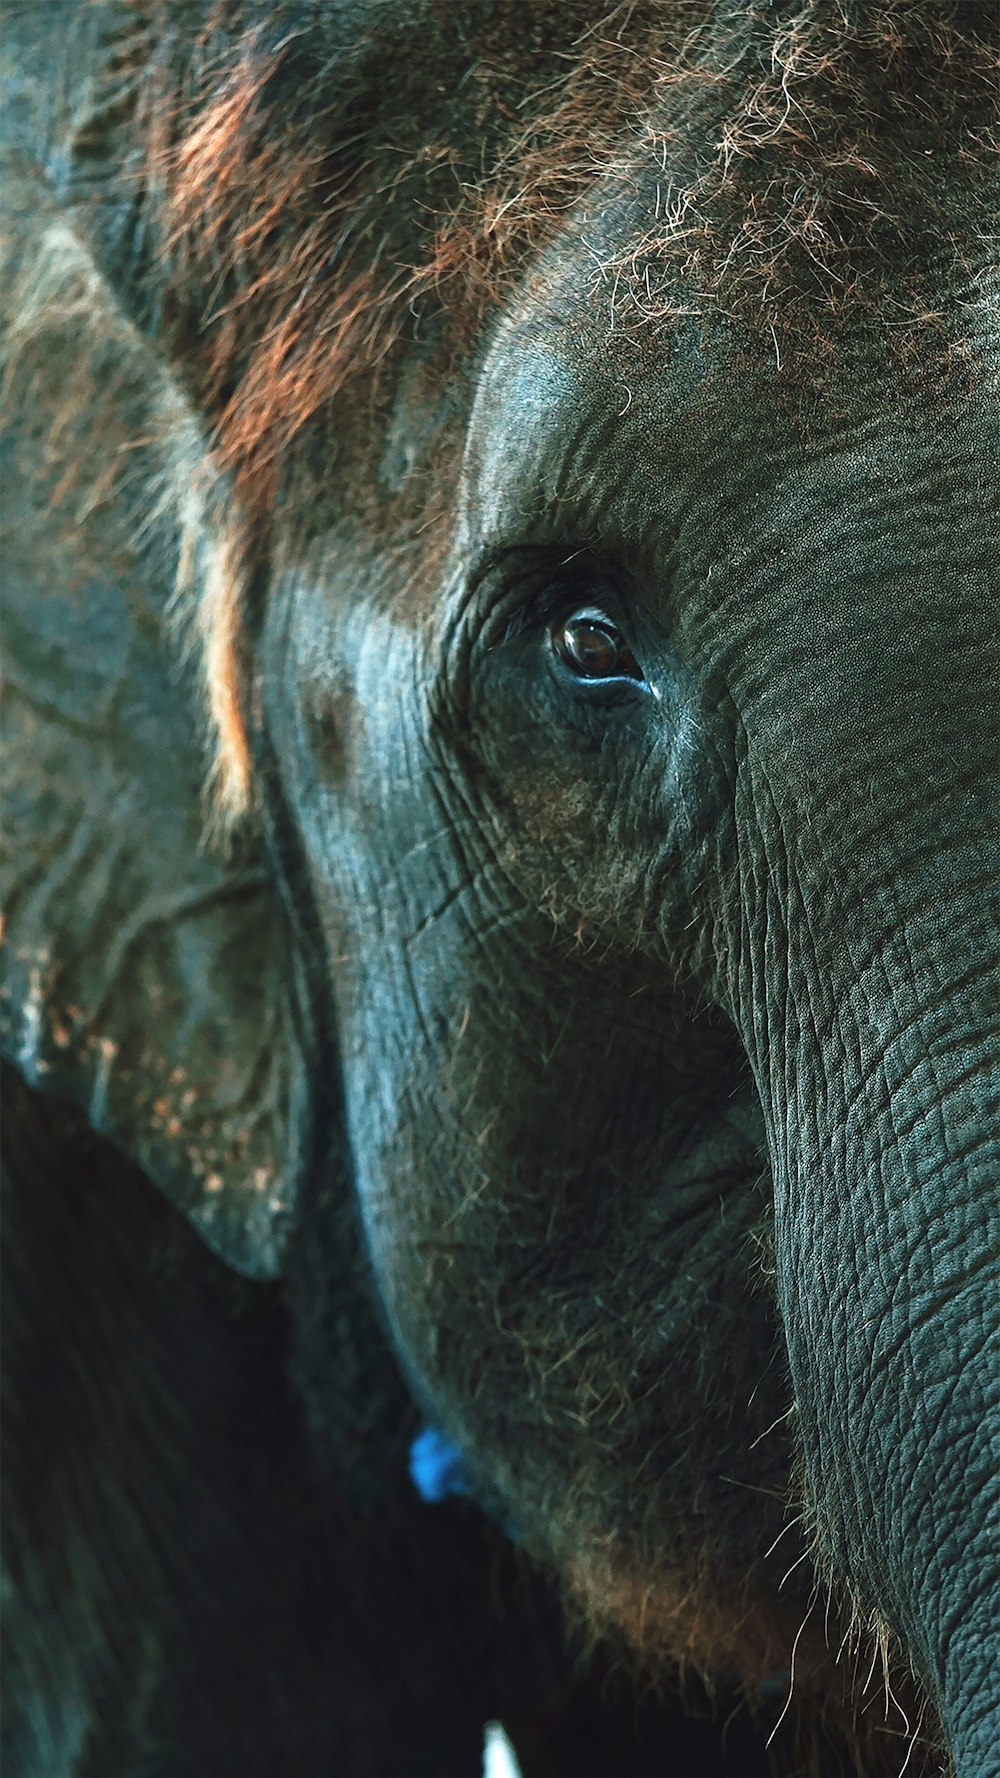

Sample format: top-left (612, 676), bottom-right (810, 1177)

top-left (518, 577), bottom-right (628, 642)
top-left (475, 555), bottom-right (637, 654)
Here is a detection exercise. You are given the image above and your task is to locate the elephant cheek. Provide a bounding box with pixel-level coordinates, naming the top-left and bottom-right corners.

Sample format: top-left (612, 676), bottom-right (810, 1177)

top-left (343, 1002), bottom-right (832, 1701)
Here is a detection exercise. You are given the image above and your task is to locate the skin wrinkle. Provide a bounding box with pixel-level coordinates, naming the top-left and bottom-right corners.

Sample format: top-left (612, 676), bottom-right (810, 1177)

top-left (836, 960), bottom-right (989, 1137)
top-left (794, 914), bottom-right (997, 1143)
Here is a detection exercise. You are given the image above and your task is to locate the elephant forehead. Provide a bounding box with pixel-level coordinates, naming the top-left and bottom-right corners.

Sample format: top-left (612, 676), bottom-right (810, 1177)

top-left (458, 318), bottom-right (835, 566)
top-left (461, 214), bottom-right (995, 575)
top-left (458, 12), bottom-right (995, 553)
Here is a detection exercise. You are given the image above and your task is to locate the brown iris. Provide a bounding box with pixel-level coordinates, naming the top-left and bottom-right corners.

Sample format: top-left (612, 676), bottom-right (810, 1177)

top-left (551, 607), bottom-right (642, 681)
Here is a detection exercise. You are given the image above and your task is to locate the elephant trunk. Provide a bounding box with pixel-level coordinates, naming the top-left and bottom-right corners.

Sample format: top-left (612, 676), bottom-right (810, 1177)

top-left (729, 781), bottom-right (999, 1769)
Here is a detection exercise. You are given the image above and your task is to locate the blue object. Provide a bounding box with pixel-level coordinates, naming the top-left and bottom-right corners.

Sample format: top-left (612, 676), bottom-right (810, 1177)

top-left (409, 1426), bottom-right (472, 1503)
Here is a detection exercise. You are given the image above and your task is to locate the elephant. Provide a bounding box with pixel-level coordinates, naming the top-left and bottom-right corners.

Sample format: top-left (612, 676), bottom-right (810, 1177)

top-left (2, 2), bottom-right (997, 1774)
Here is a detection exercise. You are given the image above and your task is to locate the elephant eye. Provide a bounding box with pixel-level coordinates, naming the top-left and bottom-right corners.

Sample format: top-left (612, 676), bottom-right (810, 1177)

top-left (550, 606), bottom-right (644, 684)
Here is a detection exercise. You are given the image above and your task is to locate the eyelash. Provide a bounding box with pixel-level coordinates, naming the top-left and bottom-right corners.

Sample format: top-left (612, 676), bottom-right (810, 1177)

top-left (493, 571), bottom-right (627, 647)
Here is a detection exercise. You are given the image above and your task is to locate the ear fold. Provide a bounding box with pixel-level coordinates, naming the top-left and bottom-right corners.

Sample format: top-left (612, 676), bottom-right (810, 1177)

top-left (0, 158), bottom-right (304, 1279)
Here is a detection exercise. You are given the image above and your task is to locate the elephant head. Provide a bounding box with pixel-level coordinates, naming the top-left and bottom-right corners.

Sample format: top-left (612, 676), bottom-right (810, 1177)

top-left (3, 3), bottom-right (997, 1773)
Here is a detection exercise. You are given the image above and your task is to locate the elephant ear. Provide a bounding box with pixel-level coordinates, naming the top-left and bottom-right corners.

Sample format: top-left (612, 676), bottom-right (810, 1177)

top-left (0, 158), bottom-right (306, 1279)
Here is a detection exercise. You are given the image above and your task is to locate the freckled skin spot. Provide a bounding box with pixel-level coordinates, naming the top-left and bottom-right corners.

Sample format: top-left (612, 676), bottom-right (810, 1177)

top-left (509, 776), bottom-right (596, 842)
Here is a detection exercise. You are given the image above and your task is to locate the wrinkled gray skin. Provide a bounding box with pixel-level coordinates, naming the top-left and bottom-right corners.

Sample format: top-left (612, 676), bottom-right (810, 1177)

top-left (2, 2), bottom-right (998, 1774)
